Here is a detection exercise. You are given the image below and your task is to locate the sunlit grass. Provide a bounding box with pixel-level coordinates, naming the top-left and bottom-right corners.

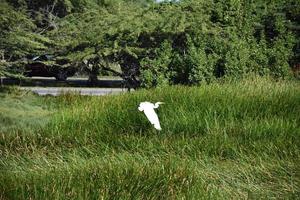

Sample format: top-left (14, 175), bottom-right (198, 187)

top-left (0, 87), bottom-right (53, 133)
top-left (1, 77), bottom-right (299, 199)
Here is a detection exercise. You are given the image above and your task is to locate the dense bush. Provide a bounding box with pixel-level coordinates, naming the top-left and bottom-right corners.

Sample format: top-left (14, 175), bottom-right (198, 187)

top-left (0, 0), bottom-right (299, 86)
top-left (140, 41), bottom-right (173, 88)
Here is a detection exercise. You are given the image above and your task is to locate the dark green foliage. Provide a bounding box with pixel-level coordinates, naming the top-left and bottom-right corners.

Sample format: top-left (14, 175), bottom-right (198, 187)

top-left (0, 1), bottom-right (52, 77)
top-left (140, 40), bottom-right (173, 88)
top-left (0, 0), bottom-right (299, 85)
top-left (187, 44), bottom-right (217, 84)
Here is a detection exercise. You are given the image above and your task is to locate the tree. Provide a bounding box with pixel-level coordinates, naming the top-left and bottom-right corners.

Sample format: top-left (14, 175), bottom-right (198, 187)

top-left (0, 1), bottom-right (52, 78)
top-left (1, 0), bottom-right (298, 86)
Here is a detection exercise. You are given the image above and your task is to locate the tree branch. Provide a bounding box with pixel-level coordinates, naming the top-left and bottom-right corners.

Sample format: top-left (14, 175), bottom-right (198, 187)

top-left (101, 66), bottom-right (123, 77)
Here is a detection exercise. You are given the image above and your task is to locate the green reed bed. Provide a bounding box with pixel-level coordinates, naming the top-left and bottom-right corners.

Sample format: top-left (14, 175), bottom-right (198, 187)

top-left (1, 77), bottom-right (299, 199)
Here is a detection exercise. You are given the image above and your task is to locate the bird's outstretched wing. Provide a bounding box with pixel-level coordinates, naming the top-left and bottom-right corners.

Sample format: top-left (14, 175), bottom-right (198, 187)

top-left (138, 101), bottom-right (163, 130)
top-left (143, 109), bottom-right (161, 130)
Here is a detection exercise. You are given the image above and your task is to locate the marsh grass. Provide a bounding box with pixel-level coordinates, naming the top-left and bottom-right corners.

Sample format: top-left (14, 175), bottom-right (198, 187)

top-left (1, 77), bottom-right (299, 199)
top-left (0, 87), bottom-right (53, 134)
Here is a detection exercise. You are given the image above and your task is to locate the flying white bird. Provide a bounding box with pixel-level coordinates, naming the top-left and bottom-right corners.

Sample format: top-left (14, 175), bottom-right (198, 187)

top-left (138, 101), bottom-right (164, 130)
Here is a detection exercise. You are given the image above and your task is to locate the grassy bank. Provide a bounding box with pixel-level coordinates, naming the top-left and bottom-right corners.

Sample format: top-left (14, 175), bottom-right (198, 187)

top-left (0, 87), bottom-right (53, 133)
top-left (0, 77), bottom-right (299, 199)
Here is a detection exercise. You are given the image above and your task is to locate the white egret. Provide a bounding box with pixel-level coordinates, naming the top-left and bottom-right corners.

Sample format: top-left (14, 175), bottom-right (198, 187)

top-left (138, 101), bottom-right (164, 130)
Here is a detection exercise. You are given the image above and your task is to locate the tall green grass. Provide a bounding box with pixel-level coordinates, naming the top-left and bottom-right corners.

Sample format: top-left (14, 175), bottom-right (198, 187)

top-left (0, 87), bottom-right (53, 133)
top-left (1, 77), bottom-right (299, 199)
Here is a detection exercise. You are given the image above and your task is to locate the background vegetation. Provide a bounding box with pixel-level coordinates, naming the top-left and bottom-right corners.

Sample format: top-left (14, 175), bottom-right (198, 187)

top-left (1, 1), bottom-right (299, 199)
top-left (0, 0), bottom-right (299, 87)
top-left (0, 77), bottom-right (299, 199)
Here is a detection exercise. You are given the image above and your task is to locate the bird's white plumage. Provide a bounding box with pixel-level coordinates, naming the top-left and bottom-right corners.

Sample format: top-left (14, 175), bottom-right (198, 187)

top-left (138, 101), bottom-right (163, 130)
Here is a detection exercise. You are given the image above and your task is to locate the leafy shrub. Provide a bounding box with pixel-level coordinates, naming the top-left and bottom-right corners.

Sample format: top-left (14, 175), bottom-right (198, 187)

top-left (140, 40), bottom-right (173, 88)
top-left (1, 0), bottom-right (298, 86)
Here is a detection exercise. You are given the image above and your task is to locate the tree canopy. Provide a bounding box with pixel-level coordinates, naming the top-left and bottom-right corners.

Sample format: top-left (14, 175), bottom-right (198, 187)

top-left (1, 0), bottom-right (299, 86)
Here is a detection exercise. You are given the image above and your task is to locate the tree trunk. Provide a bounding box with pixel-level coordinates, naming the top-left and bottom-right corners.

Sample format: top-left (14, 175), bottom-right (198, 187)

top-left (88, 66), bottom-right (99, 86)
